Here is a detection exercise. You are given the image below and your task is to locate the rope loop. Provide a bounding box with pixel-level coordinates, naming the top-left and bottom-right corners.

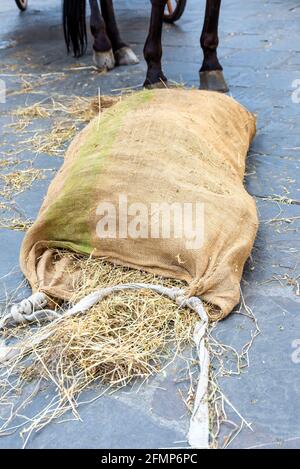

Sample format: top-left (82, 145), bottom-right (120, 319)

top-left (0, 292), bottom-right (48, 329)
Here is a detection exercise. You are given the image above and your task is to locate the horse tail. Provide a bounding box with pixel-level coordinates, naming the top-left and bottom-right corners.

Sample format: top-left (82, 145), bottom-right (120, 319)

top-left (63, 0), bottom-right (87, 57)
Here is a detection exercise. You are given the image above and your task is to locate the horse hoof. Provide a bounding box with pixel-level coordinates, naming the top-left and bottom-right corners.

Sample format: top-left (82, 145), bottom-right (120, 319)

top-left (93, 49), bottom-right (115, 71)
top-left (199, 70), bottom-right (229, 93)
top-left (114, 47), bottom-right (139, 66)
top-left (144, 80), bottom-right (169, 90)
top-left (143, 72), bottom-right (169, 89)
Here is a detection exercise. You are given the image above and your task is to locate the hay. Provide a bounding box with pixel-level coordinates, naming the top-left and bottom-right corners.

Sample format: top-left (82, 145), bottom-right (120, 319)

top-left (0, 217), bottom-right (33, 231)
top-left (10, 95), bottom-right (120, 156)
top-left (11, 95), bottom-right (118, 128)
top-left (0, 252), bottom-right (257, 448)
top-left (7, 73), bottom-right (66, 98)
top-left (207, 290), bottom-right (260, 448)
top-left (0, 253), bottom-right (211, 445)
top-left (0, 168), bottom-right (45, 199)
top-left (14, 102), bottom-right (50, 120)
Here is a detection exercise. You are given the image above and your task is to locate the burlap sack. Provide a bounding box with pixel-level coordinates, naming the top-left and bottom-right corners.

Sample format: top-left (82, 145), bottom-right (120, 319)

top-left (20, 89), bottom-right (258, 319)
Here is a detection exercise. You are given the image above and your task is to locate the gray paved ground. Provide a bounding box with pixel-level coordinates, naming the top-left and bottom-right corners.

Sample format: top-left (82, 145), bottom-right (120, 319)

top-left (0, 0), bottom-right (300, 449)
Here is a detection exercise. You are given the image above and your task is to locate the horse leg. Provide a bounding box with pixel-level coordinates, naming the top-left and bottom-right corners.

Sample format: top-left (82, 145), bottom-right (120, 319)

top-left (100, 0), bottom-right (139, 66)
top-left (143, 0), bottom-right (168, 88)
top-left (89, 0), bottom-right (115, 71)
top-left (199, 0), bottom-right (228, 92)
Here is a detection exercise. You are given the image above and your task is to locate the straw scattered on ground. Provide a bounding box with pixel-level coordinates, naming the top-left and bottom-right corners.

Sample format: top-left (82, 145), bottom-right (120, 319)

top-left (0, 92), bottom-right (260, 447)
top-left (7, 73), bottom-right (67, 98)
top-left (0, 95), bottom-right (119, 230)
top-left (0, 217), bottom-right (33, 232)
top-left (21, 125), bottom-right (77, 156)
top-left (0, 159), bottom-right (19, 169)
top-left (9, 95), bottom-right (120, 156)
top-left (207, 290), bottom-right (260, 448)
top-left (13, 95), bottom-right (118, 126)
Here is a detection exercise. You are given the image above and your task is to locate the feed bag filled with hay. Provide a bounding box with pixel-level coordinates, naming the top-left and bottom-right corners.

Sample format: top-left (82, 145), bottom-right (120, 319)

top-left (0, 89), bottom-right (258, 448)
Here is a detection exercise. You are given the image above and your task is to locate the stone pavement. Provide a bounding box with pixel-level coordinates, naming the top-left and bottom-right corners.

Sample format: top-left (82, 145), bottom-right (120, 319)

top-left (0, 0), bottom-right (299, 449)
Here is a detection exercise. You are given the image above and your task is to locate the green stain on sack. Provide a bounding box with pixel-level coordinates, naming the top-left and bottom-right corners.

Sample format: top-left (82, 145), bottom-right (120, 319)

top-left (42, 90), bottom-right (153, 254)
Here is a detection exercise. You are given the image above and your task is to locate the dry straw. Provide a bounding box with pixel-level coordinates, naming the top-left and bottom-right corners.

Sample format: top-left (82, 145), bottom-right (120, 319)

top-left (10, 95), bottom-right (119, 156)
top-left (0, 93), bottom-right (203, 444)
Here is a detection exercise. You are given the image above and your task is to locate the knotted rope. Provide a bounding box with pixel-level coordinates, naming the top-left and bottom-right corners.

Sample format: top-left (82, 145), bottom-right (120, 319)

top-left (0, 292), bottom-right (60, 329)
top-left (0, 284), bottom-right (209, 448)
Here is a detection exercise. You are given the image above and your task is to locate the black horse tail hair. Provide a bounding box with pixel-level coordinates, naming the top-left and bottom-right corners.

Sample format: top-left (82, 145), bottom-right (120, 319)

top-left (63, 0), bottom-right (87, 58)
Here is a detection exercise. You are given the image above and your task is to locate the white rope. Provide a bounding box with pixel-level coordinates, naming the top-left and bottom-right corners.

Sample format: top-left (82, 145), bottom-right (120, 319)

top-left (0, 284), bottom-right (210, 448)
top-left (0, 292), bottom-right (58, 330)
top-left (187, 309), bottom-right (210, 449)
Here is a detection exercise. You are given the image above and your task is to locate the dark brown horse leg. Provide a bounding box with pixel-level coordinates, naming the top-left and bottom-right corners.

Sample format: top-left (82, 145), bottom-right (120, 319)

top-left (100, 0), bottom-right (139, 65)
top-left (89, 0), bottom-right (115, 71)
top-left (200, 0), bottom-right (228, 92)
top-left (143, 0), bottom-right (168, 88)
